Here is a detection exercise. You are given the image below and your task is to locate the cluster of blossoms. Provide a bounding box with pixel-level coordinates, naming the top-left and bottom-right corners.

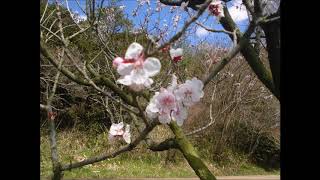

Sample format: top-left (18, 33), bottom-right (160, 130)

top-left (146, 75), bottom-right (204, 126)
top-left (110, 42), bottom-right (197, 145)
top-left (108, 122), bottom-right (131, 144)
top-left (208, 0), bottom-right (225, 19)
top-left (112, 43), bottom-right (161, 91)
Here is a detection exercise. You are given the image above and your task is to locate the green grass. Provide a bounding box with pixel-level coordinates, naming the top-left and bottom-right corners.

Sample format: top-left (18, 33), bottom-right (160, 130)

top-left (40, 128), bottom-right (279, 179)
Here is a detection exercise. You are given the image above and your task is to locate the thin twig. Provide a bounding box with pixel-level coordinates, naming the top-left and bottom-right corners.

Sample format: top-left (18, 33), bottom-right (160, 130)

top-left (62, 48), bottom-right (139, 115)
top-left (40, 24), bottom-right (62, 41)
top-left (196, 21), bottom-right (233, 35)
top-left (65, 0), bottom-right (83, 30)
top-left (67, 25), bottom-right (92, 40)
top-left (152, 0), bottom-right (212, 54)
top-left (40, 0), bottom-right (49, 23)
top-left (186, 85), bottom-right (218, 136)
top-left (41, 9), bottom-right (57, 26)
top-left (202, 22), bottom-right (256, 86)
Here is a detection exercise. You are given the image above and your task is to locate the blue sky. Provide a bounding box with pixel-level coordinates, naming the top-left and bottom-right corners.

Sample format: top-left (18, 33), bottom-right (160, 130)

top-left (53, 0), bottom-right (249, 47)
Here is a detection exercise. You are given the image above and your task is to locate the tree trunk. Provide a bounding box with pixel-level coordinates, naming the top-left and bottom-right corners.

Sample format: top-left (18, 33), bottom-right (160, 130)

top-left (219, 7), bottom-right (279, 100)
top-left (169, 122), bottom-right (217, 180)
top-left (261, 16), bottom-right (280, 96)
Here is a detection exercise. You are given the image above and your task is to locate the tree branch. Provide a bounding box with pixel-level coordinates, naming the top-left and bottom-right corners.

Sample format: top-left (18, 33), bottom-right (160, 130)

top-left (202, 21), bottom-right (256, 86)
top-left (61, 121), bottom-right (159, 171)
top-left (195, 21), bottom-right (233, 35)
top-left (148, 138), bottom-right (179, 151)
top-left (169, 122), bottom-right (217, 180)
top-left (46, 47), bottom-right (65, 180)
top-left (219, 7), bottom-right (279, 100)
top-left (154, 0), bottom-right (212, 53)
top-left (40, 41), bottom-right (90, 86)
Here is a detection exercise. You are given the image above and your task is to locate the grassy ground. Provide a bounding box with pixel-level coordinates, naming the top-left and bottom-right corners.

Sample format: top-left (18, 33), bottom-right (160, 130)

top-left (40, 127), bottom-right (279, 179)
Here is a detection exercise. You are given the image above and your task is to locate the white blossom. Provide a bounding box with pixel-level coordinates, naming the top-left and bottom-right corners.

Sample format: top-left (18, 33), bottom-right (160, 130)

top-left (113, 43), bottom-right (161, 91)
top-left (108, 122), bottom-right (131, 144)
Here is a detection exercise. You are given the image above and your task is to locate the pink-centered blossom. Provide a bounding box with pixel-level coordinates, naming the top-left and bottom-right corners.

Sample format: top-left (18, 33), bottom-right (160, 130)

top-left (145, 75), bottom-right (204, 126)
top-left (208, 0), bottom-right (225, 18)
top-left (113, 43), bottom-right (161, 91)
top-left (108, 122), bottom-right (131, 144)
top-left (175, 78), bottom-right (204, 107)
top-left (169, 48), bottom-right (183, 63)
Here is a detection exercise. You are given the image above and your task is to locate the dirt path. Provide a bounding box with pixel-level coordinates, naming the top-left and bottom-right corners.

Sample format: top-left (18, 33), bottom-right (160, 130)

top-left (64, 175), bottom-right (280, 180)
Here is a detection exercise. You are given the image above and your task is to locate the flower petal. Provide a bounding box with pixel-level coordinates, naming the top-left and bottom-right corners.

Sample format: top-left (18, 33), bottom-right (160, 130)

top-left (125, 42), bottom-right (144, 60)
top-left (123, 125), bottom-right (131, 144)
top-left (143, 57), bottom-right (161, 77)
top-left (113, 57), bottom-right (124, 67)
top-left (146, 92), bottom-right (160, 119)
top-left (117, 75), bottom-right (132, 86)
top-left (167, 74), bottom-right (178, 92)
top-left (131, 69), bottom-right (149, 85)
top-left (109, 122), bottom-right (124, 136)
top-left (158, 113), bottom-right (171, 124)
top-left (172, 104), bottom-right (188, 126)
top-left (144, 78), bottom-right (154, 87)
top-left (117, 63), bottom-right (134, 76)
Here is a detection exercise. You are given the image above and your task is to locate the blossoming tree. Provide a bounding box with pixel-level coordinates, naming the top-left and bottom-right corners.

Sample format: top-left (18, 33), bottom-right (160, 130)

top-left (40, 0), bottom-right (280, 179)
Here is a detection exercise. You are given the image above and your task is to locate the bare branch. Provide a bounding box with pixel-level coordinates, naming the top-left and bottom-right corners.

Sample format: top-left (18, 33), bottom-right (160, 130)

top-left (61, 121), bottom-right (159, 171)
top-left (75, 0), bottom-right (87, 15)
top-left (40, 0), bottom-right (49, 23)
top-left (40, 24), bottom-right (62, 42)
top-left (232, 29), bottom-right (238, 47)
top-left (46, 47), bottom-right (65, 180)
top-left (242, 0), bottom-right (255, 18)
top-left (154, 0), bottom-right (212, 53)
top-left (148, 138), bottom-right (178, 151)
top-left (40, 104), bottom-right (49, 110)
top-left (202, 22), bottom-right (256, 86)
top-left (40, 41), bottom-right (90, 86)
top-left (196, 21), bottom-right (233, 35)
top-left (55, 1), bottom-right (67, 44)
top-left (67, 25), bottom-right (92, 40)
top-left (186, 85), bottom-right (217, 136)
top-left (41, 9), bottom-right (57, 26)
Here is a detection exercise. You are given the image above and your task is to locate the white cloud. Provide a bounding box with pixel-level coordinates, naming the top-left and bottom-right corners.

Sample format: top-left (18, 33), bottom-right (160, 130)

top-left (228, 0), bottom-right (248, 22)
top-left (196, 26), bottom-right (209, 38)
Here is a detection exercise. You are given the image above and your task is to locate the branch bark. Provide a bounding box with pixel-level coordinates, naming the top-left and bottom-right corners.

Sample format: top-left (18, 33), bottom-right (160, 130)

top-left (46, 48), bottom-right (65, 180)
top-left (148, 138), bottom-right (179, 151)
top-left (169, 122), bottom-right (217, 180)
top-left (260, 13), bottom-right (280, 99)
top-left (219, 7), bottom-right (279, 100)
